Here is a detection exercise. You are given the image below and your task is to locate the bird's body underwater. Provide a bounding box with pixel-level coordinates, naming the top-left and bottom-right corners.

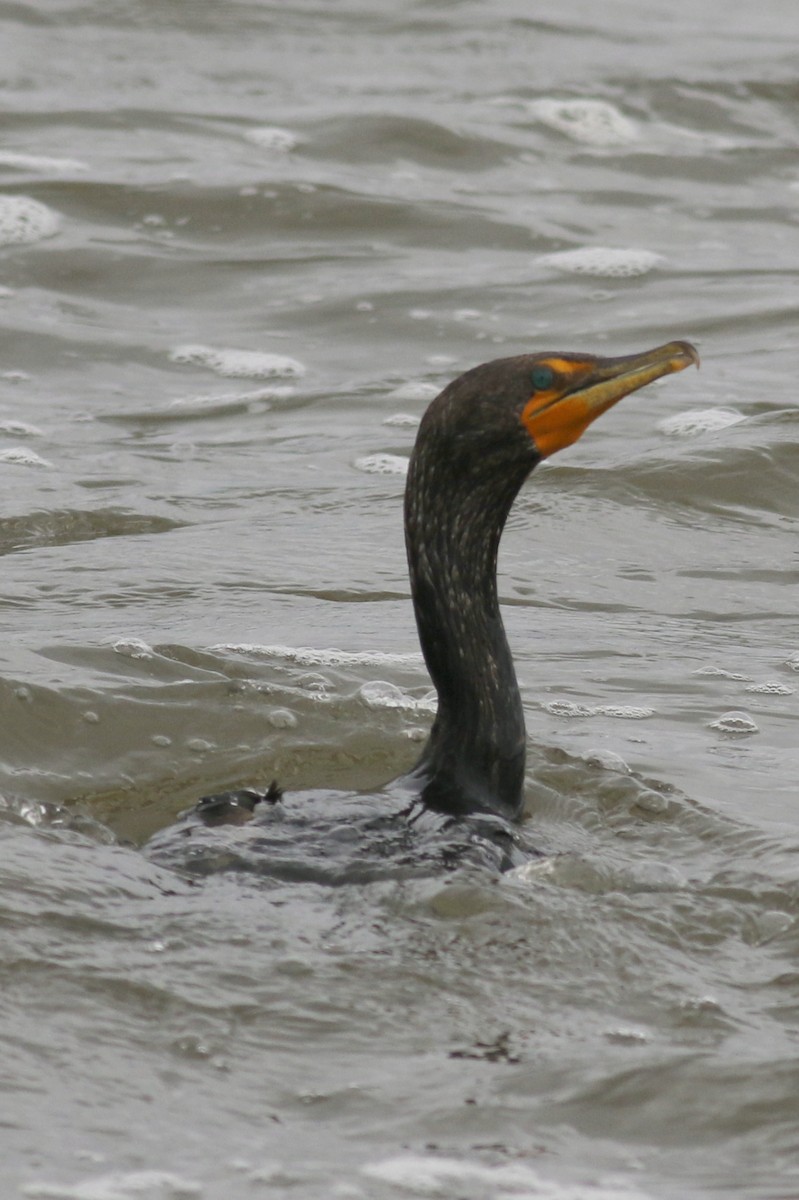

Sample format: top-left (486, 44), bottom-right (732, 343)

top-left (145, 340), bottom-right (699, 880)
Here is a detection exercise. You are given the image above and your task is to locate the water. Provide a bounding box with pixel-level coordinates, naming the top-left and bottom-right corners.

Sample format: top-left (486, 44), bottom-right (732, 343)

top-left (2, 1), bottom-right (799, 1196)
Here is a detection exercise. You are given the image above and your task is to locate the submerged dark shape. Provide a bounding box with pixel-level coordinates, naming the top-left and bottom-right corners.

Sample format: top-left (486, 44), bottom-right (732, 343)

top-left (147, 341), bottom-right (698, 878)
top-left (193, 782), bottom-right (282, 826)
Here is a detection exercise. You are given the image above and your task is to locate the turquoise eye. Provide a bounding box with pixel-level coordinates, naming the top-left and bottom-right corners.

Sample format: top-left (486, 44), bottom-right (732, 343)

top-left (530, 364), bottom-right (555, 391)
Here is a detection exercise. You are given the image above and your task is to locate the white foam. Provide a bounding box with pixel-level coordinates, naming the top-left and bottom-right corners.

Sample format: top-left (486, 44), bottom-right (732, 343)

top-left (354, 453), bottom-right (409, 476)
top-left (0, 151), bottom-right (88, 172)
top-left (0, 446), bottom-right (51, 467)
top-left (543, 700), bottom-right (593, 718)
top-left (113, 637), bottom-right (155, 659)
top-left (244, 126), bottom-right (301, 152)
top-left (544, 700), bottom-right (653, 720)
top-left (658, 408), bottom-right (745, 437)
top-left (744, 681), bottom-right (794, 695)
top-left (540, 247), bottom-right (664, 277)
top-left (359, 681), bottom-right (436, 713)
top-left (0, 194), bottom-right (61, 245)
top-left (0, 419), bottom-right (43, 436)
top-left (383, 412), bottom-right (421, 428)
top-left (22, 1169), bottom-right (202, 1199)
top-left (211, 643), bottom-right (422, 668)
top-left (595, 704), bottom-right (654, 720)
top-left (387, 382), bottom-right (440, 402)
top-left (166, 386), bottom-right (292, 415)
top-left (170, 344), bottom-right (306, 380)
top-left (362, 1154), bottom-right (652, 1198)
top-left (528, 98), bottom-right (639, 146)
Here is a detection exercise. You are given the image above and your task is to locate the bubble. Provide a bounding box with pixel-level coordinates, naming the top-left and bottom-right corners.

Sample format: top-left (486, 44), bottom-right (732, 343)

top-left (708, 710), bottom-right (758, 735)
top-left (170, 344), bottom-right (305, 380)
top-left (267, 708), bottom-right (297, 729)
top-left (82, 711), bottom-right (100, 724)
top-left (0, 194), bottom-right (61, 245)
top-left (151, 734), bottom-right (172, 747)
top-left (186, 738), bottom-right (214, 753)
top-left (584, 749), bottom-right (630, 772)
top-left (360, 681), bottom-right (408, 710)
top-left (540, 246), bottom-right (664, 277)
top-left (658, 408), bottom-right (745, 437)
top-left (693, 666), bottom-right (750, 680)
top-left (354, 453), bottom-right (408, 476)
top-left (633, 789), bottom-right (670, 815)
top-left (528, 98), bottom-right (639, 146)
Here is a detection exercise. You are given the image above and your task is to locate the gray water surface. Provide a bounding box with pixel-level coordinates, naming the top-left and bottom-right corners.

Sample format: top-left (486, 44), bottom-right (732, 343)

top-left (2, 3), bottom-right (799, 1198)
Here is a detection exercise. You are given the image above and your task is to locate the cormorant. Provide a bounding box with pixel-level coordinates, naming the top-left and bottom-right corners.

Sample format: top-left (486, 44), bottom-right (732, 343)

top-left (147, 341), bottom-right (698, 878)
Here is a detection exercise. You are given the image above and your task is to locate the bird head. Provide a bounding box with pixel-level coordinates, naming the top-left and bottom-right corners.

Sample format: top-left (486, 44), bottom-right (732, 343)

top-left (519, 340), bottom-right (699, 459)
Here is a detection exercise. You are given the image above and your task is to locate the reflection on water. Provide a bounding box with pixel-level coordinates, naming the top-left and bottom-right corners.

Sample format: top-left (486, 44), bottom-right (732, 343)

top-left (2, 1), bottom-right (799, 1197)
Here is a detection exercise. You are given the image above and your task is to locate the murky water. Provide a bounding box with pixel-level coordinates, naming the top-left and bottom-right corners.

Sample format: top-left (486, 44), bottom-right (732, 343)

top-left (2, 2), bottom-right (799, 1198)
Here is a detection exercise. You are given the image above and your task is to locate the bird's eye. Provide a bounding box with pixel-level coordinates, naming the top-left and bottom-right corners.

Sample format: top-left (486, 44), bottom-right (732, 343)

top-left (530, 364), bottom-right (556, 391)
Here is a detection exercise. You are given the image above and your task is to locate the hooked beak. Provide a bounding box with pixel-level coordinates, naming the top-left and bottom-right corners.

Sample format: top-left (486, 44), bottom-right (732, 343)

top-left (522, 340), bottom-right (699, 459)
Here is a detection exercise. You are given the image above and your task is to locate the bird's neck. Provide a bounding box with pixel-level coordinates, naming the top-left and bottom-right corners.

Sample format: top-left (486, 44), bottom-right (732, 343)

top-left (404, 444), bottom-right (532, 820)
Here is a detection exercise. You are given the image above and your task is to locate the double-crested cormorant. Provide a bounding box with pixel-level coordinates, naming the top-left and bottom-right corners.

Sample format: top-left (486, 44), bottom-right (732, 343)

top-left (147, 340), bottom-right (698, 877)
top-left (403, 340), bottom-right (699, 821)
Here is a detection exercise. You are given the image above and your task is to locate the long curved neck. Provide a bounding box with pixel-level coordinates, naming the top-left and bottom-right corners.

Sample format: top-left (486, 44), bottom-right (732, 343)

top-left (404, 437), bottom-right (534, 820)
